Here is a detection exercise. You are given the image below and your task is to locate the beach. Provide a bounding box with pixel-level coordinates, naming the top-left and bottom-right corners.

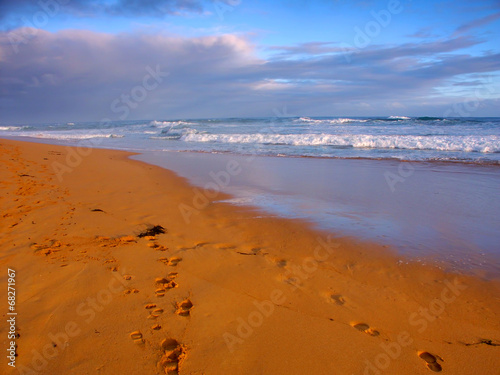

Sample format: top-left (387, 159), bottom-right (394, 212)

top-left (1, 138), bottom-right (499, 374)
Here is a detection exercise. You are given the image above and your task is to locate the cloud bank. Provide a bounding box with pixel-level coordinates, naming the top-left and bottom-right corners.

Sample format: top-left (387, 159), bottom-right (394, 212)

top-left (1, 27), bottom-right (499, 123)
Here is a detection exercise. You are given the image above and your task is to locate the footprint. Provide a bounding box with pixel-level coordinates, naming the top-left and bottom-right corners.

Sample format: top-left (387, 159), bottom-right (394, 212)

top-left (351, 322), bottom-right (380, 337)
top-left (330, 294), bottom-right (346, 306)
top-left (153, 308), bottom-right (164, 315)
top-left (124, 288), bottom-right (139, 295)
top-left (175, 299), bottom-right (193, 316)
top-left (148, 308), bottom-right (164, 320)
top-left (158, 338), bottom-right (186, 375)
top-left (168, 257), bottom-right (182, 266)
top-left (130, 331), bottom-right (144, 345)
top-left (156, 288), bottom-right (166, 297)
top-left (275, 259), bottom-right (287, 267)
top-left (151, 324), bottom-right (161, 330)
top-left (155, 277), bottom-right (178, 292)
top-left (418, 352), bottom-right (443, 372)
top-left (145, 304), bottom-right (157, 309)
top-left (166, 281), bottom-right (177, 289)
top-left (282, 276), bottom-right (301, 288)
top-left (119, 236), bottom-right (136, 244)
top-left (215, 243), bottom-right (236, 250)
top-left (130, 331), bottom-right (142, 339)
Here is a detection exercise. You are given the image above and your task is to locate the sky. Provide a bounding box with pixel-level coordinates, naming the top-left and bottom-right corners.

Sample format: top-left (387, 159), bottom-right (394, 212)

top-left (0, 0), bottom-right (499, 123)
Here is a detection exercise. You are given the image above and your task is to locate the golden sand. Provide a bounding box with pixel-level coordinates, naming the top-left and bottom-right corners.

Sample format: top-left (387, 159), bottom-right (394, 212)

top-left (1, 139), bottom-right (499, 374)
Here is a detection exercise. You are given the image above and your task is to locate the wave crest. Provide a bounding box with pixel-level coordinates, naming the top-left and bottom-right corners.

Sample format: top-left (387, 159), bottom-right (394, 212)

top-left (296, 117), bottom-right (367, 125)
top-left (181, 133), bottom-right (499, 153)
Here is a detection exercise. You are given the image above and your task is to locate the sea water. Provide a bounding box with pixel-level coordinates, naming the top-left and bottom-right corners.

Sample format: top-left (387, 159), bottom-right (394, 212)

top-left (1, 116), bottom-right (499, 163)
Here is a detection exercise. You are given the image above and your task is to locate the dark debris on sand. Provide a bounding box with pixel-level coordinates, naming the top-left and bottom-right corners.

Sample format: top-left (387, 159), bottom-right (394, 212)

top-left (138, 225), bottom-right (166, 238)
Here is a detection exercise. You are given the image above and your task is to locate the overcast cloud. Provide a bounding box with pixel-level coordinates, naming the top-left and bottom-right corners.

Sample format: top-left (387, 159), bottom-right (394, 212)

top-left (1, 26), bottom-right (499, 123)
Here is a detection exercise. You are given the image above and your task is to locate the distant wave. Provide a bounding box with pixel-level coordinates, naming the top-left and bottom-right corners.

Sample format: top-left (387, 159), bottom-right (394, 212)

top-left (415, 117), bottom-right (445, 121)
top-left (150, 135), bottom-right (183, 140)
top-left (26, 133), bottom-right (124, 140)
top-left (0, 125), bottom-right (33, 131)
top-left (150, 120), bottom-right (192, 128)
top-left (296, 117), bottom-right (367, 124)
top-left (0, 126), bottom-right (22, 131)
top-left (181, 133), bottom-right (499, 153)
top-left (388, 116), bottom-right (411, 120)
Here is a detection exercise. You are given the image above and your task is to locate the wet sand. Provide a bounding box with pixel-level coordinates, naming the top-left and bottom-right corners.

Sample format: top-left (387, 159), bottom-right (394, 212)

top-left (134, 151), bottom-right (500, 276)
top-left (1, 138), bottom-right (499, 374)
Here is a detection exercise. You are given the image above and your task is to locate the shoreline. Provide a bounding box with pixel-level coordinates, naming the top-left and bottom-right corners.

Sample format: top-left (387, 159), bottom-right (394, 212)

top-left (2, 135), bottom-right (500, 166)
top-left (1, 138), bottom-right (499, 374)
top-left (134, 149), bottom-right (500, 278)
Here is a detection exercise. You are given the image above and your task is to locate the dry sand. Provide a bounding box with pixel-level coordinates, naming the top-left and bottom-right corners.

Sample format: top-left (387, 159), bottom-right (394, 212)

top-left (1, 138), bottom-right (499, 375)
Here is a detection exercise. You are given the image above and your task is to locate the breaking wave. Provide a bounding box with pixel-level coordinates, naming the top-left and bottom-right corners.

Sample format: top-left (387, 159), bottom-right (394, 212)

top-left (181, 133), bottom-right (499, 153)
top-left (296, 117), bottom-right (367, 124)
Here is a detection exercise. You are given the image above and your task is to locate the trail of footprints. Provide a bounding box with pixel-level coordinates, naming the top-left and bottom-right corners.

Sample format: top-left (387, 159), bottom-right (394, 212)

top-left (126, 235), bottom-right (447, 374)
top-left (127, 229), bottom-right (192, 374)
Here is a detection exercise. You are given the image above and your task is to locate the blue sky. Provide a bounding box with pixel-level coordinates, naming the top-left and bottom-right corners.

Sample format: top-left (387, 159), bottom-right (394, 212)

top-left (1, 0), bottom-right (499, 122)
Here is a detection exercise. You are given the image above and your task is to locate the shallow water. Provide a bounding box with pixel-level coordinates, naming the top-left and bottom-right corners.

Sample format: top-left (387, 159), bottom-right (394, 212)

top-left (134, 151), bottom-right (500, 276)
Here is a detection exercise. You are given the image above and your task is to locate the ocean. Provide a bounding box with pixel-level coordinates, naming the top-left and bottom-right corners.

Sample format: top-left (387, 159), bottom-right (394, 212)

top-left (1, 116), bottom-right (499, 164)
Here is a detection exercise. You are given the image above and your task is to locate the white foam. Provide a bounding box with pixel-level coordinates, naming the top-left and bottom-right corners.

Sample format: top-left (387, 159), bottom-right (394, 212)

top-left (0, 126), bottom-right (22, 131)
top-left (19, 132), bottom-right (124, 140)
top-left (150, 120), bottom-right (191, 128)
top-left (181, 133), bottom-right (500, 153)
top-left (297, 117), bottom-right (366, 124)
top-left (388, 116), bottom-right (411, 120)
